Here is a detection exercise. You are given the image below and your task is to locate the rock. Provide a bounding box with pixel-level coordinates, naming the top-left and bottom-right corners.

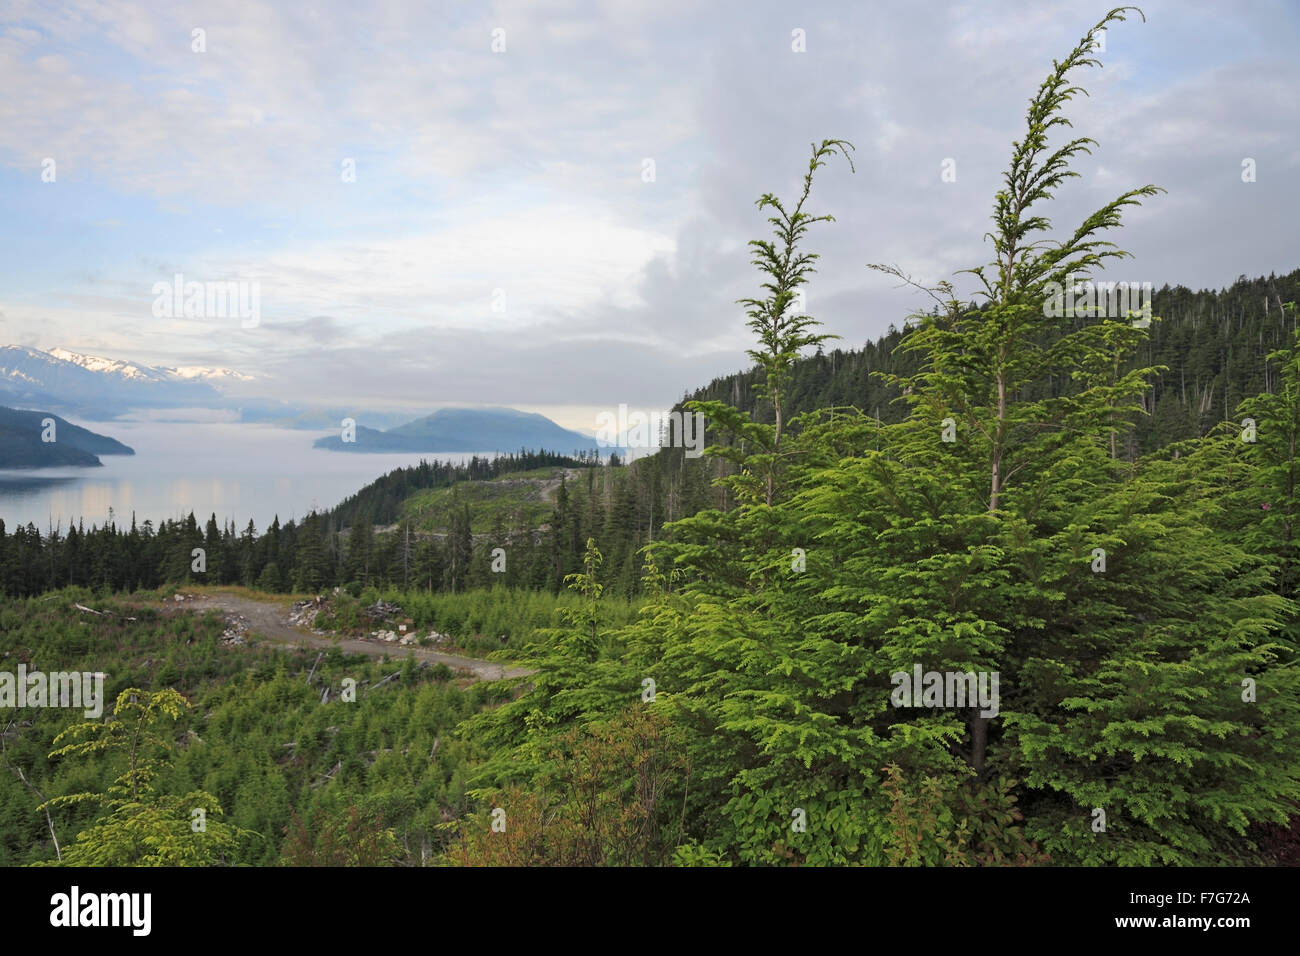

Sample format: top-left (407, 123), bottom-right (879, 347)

top-left (363, 600), bottom-right (404, 622)
top-left (288, 597), bottom-right (331, 628)
top-left (220, 612), bottom-right (250, 646)
top-left (174, 594), bottom-right (184, 602)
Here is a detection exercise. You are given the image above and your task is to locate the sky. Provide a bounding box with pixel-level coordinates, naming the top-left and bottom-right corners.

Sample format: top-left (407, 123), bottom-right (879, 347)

top-left (1, 0), bottom-right (1297, 434)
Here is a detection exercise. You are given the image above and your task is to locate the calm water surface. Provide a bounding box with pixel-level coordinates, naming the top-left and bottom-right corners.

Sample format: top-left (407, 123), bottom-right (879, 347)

top-left (0, 419), bottom-right (494, 532)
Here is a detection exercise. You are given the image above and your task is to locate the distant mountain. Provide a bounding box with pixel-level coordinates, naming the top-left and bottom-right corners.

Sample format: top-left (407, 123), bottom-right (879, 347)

top-left (0, 406), bottom-right (134, 468)
top-left (0, 346), bottom-right (410, 430)
top-left (46, 347), bottom-right (173, 384)
top-left (313, 407), bottom-right (606, 455)
top-left (0, 345), bottom-right (230, 418)
top-left (48, 347), bottom-right (255, 386)
top-left (237, 400), bottom-right (415, 432)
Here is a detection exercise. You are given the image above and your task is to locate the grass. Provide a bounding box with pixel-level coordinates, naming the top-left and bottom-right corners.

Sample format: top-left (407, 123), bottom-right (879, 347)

top-left (314, 585), bottom-right (645, 656)
top-left (398, 467), bottom-right (569, 533)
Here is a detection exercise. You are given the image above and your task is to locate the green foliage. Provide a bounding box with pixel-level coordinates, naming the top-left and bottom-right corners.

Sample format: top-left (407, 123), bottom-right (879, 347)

top-left (738, 140), bottom-right (854, 458)
top-left (0, 592), bottom-right (486, 866)
top-left (445, 707), bottom-right (688, 867)
top-left (313, 582), bottom-right (643, 656)
top-left (881, 764), bottom-right (1047, 867)
top-left (400, 468), bottom-right (564, 533)
top-left (444, 6), bottom-right (1300, 869)
top-left (672, 842), bottom-right (733, 867)
top-left (280, 805), bottom-right (401, 866)
top-left (40, 688), bottom-right (249, 866)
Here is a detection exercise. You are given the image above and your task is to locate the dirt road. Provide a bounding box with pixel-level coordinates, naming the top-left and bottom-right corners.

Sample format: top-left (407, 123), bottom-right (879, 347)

top-left (540, 467), bottom-right (582, 503)
top-left (181, 593), bottom-right (532, 681)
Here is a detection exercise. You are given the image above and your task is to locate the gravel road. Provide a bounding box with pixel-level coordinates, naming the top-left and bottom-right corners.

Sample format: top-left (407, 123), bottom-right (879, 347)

top-left (180, 592), bottom-right (532, 681)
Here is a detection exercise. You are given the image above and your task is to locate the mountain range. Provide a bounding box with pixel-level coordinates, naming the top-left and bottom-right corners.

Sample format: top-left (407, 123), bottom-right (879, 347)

top-left (1, 347), bottom-right (608, 458)
top-left (46, 347), bottom-right (255, 386)
top-left (0, 345), bottom-right (233, 418)
top-left (312, 407), bottom-right (607, 455)
top-left (0, 346), bottom-right (411, 429)
top-left (3, 348), bottom-right (613, 460)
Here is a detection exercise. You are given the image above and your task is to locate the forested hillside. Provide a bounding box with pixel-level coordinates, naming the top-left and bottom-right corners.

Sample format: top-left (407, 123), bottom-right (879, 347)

top-left (3, 265), bottom-right (1297, 600)
top-left (0, 406), bottom-right (135, 469)
top-left (690, 269), bottom-right (1300, 458)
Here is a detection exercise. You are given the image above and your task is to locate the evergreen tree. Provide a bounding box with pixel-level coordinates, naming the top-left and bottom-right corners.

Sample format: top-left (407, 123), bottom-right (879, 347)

top-left (444, 500), bottom-right (473, 594)
top-left (293, 512), bottom-right (330, 593)
top-left (344, 517), bottom-right (375, 585)
top-left (203, 514), bottom-right (223, 583)
top-left (40, 689), bottom-right (246, 866)
top-left (733, 138), bottom-right (853, 506)
top-left (238, 519), bottom-right (258, 586)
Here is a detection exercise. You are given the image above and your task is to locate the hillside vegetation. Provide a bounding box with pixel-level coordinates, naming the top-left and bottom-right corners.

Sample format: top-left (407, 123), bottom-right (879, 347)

top-left (397, 467), bottom-right (571, 535)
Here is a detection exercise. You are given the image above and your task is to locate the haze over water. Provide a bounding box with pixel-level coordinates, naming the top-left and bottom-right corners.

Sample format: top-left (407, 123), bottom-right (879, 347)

top-left (0, 419), bottom-right (493, 532)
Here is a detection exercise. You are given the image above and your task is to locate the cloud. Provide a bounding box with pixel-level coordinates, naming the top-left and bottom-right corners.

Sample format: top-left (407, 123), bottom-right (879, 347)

top-left (259, 315), bottom-right (346, 342)
top-left (0, 0), bottom-right (1296, 414)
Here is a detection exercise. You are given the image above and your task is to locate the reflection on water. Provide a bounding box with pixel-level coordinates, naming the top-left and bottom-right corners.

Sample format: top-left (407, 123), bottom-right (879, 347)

top-left (0, 419), bottom-right (495, 532)
top-left (0, 475), bottom-right (80, 495)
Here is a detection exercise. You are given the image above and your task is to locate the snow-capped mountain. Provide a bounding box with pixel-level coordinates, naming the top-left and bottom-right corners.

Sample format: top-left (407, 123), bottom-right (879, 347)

top-left (0, 345), bottom-right (245, 418)
top-left (169, 365), bottom-right (255, 384)
top-left (47, 347), bottom-right (253, 385)
top-left (46, 346), bottom-right (173, 383)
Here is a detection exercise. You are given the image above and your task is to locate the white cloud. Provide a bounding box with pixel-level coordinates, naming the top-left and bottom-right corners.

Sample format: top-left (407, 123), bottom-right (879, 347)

top-left (0, 0), bottom-right (1296, 414)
